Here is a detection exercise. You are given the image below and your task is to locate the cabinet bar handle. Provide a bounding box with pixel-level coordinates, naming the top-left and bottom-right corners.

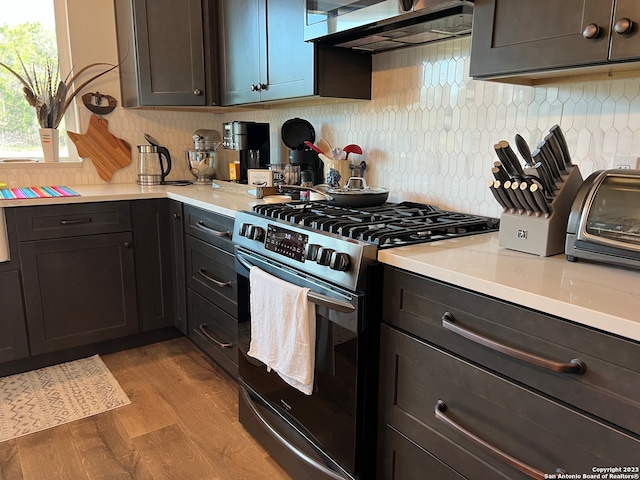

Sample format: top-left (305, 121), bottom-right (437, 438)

top-left (197, 323), bottom-right (232, 348)
top-left (195, 220), bottom-right (231, 237)
top-left (198, 268), bottom-right (232, 287)
top-left (441, 312), bottom-right (586, 374)
top-left (60, 217), bottom-right (92, 225)
top-left (435, 400), bottom-right (550, 480)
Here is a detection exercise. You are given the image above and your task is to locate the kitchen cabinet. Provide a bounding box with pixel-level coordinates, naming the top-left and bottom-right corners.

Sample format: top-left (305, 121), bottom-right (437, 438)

top-left (169, 200), bottom-right (187, 334)
top-left (378, 266), bottom-right (640, 479)
top-left (469, 0), bottom-right (640, 82)
top-left (0, 209), bottom-right (29, 363)
top-left (183, 204), bottom-right (238, 378)
top-left (218, 0), bottom-right (371, 106)
top-left (15, 202), bottom-right (139, 355)
top-left (132, 199), bottom-right (174, 332)
top-left (114, 0), bottom-right (219, 107)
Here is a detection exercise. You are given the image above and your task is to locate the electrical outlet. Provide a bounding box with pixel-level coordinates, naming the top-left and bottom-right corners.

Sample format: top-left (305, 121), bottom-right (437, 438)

top-left (609, 156), bottom-right (640, 170)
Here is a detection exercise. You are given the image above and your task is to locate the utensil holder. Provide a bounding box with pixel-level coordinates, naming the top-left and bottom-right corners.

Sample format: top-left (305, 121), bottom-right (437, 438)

top-left (498, 166), bottom-right (583, 256)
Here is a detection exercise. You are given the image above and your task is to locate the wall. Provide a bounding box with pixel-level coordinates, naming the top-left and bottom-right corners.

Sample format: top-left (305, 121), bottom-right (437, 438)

top-left (3, 1), bottom-right (640, 218)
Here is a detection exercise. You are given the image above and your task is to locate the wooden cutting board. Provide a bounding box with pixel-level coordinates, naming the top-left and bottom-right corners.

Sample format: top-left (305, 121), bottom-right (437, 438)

top-left (68, 114), bottom-right (132, 182)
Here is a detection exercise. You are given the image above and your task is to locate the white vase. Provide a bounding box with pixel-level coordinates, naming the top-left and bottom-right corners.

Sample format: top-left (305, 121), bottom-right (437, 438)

top-left (39, 128), bottom-right (59, 162)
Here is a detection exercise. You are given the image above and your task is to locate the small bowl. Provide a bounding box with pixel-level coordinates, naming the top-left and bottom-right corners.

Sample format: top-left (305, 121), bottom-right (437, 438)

top-left (263, 195), bottom-right (292, 204)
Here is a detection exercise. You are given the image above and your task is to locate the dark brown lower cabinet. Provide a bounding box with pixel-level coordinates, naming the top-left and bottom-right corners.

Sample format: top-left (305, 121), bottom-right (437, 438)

top-left (169, 200), bottom-right (187, 334)
top-left (19, 233), bottom-right (139, 355)
top-left (0, 270), bottom-right (29, 362)
top-left (132, 199), bottom-right (174, 331)
top-left (378, 266), bottom-right (640, 479)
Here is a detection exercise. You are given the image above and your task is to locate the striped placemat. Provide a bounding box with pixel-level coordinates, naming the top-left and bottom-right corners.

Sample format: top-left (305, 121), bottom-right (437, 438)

top-left (0, 186), bottom-right (80, 199)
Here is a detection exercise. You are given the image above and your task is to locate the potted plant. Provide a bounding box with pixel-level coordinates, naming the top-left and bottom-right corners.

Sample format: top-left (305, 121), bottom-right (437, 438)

top-left (0, 57), bottom-right (117, 161)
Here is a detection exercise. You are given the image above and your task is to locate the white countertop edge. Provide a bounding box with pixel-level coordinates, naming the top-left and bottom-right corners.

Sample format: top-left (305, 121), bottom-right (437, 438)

top-left (378, 235), bottom-right (640, 343)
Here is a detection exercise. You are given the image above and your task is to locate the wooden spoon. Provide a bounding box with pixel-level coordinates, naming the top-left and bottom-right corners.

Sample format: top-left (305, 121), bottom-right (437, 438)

top-left (316, 139), bottom-right (332, 156)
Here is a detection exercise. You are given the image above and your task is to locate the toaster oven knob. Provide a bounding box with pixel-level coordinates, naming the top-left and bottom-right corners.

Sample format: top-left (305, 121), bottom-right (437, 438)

top-left (330, 252), bottom-right (351, 272)
top-left (316, 247), bottom-right (335, 266)
top-left (306, 243), bottom-right (321, 261)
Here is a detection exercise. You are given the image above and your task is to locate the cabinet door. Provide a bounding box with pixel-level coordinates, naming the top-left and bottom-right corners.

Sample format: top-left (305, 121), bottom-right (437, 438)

top-left (261, 0), bottom-right (314, 102)
top-left (219, 0), bottom-right (263, 105)
top-left (469, 0), bottom-right (613, 78)
top-left (169, 200), bottom-right (187, 334)
top-left (20, 233), bottom-right (139, 354)
top-left (116, 0), bottom-right (208, 106)
top-left (609, 0), bottom-right (640, 61)
top-left (0, 270), bottom-right (29, 363)
top-left (132, 199), bottom-right (174, 332)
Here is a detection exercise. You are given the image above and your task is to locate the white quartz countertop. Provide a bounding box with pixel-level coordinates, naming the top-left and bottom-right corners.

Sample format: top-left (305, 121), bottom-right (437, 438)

top-left (378, 232), bottom-right (640, 343)
top-left (0, 181), bottom-right (262, 216)
top-left (3, 183), bottom-right (638, 343)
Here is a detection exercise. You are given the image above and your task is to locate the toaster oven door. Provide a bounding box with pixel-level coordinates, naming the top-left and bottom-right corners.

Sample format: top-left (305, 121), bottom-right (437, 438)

top-left (579, 174), bottom-right (640, 251)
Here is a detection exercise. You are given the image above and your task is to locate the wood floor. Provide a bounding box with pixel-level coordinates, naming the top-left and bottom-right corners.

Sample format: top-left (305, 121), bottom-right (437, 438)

top-left (0, 337), bottom-right (291, 480)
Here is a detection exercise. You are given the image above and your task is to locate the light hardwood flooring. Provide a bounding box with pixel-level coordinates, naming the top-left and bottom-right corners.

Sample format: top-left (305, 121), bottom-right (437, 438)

top-left (0, 337), bottom-right (291, 480)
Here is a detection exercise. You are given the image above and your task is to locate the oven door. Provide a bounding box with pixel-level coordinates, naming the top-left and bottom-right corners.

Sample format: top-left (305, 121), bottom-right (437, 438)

top-left (235, 246), bottom-right (369, 480)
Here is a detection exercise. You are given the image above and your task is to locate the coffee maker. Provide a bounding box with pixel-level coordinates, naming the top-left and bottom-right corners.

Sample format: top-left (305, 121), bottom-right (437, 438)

top-left (222, 121), bottom-right (270, 183)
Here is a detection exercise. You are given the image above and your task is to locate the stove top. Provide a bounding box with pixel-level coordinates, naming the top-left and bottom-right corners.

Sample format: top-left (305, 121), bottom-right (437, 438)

top-left (252, 201), bottom-right (499, 248)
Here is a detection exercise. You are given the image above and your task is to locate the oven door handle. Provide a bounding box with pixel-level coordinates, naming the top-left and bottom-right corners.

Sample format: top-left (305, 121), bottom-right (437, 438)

top-left (236, 252), bottom-right (356, 313)
top-left (240, 386), bottom-right (349, 480)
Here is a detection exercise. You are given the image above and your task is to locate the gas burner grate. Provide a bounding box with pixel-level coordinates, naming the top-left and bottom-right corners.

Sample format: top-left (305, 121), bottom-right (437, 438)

top-left (251, 201), bottom-right (499, 247)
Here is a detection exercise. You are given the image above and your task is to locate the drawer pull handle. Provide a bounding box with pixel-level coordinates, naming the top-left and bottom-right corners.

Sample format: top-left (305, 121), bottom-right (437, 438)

top-left (441, 312), bottom-right (586, 375)
top-left (60, 217), bottom-right (92, 225)
top-left (197, 323), bottom-right (232, 348)
top-left (435, 400), bottom-right (553, 480)
top-left (198, 268), bottom-right (232, 288)
top-left (195, 220), bottom-right (231, 238)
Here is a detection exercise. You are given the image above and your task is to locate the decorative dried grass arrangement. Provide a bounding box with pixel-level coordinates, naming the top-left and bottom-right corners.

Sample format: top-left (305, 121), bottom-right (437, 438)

top-left (0, 57), bottom-right (117, 129)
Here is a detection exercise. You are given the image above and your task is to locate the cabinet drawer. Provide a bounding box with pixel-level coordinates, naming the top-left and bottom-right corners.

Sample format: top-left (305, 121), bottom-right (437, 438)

top-left (184, 204), bottom-right (234, 253)
top-left (14, 201), bottom-right (132, 241)
top-left (383, 267), bottom-right (640, 436)
top-left (379, 324), bottom-right (640, 479)
top-left (187, 289), bottom-right (237, 378)
top-left (186, 235), bottom-right (237, 317)
top-left (377, 423), bottom-right (465, 480)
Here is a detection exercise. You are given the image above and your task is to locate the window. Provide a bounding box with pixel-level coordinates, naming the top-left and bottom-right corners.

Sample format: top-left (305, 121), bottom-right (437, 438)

top-left (0, 0), bottom-right (78, 162)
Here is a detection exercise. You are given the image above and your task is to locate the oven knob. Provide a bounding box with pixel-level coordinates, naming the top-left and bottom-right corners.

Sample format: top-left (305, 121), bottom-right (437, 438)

top-left (306, 243), bottom-right (321, 261)
top-left (246, 225), bottom-right (264, 241)
top-left (316, 247), bottom-right (335, 266)
top-left (330, 252), bottom-right (351, 271)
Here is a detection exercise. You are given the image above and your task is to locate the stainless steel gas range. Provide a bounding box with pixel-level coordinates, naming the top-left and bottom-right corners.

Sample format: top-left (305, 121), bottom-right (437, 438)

top-left (232, 201), bottom-right (499, 480)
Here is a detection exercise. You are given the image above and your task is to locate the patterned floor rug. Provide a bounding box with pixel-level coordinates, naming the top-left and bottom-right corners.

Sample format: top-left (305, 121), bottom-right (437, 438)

top-left (0, 355), bottom-right (130, 442)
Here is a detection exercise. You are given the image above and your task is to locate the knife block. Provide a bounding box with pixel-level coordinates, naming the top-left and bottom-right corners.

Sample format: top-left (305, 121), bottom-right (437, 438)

top-left (498, 166), bottom-right (583, 256)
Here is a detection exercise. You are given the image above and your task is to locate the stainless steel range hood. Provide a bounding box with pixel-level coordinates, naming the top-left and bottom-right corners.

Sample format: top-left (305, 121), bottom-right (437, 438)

top-left (305, 1), bottom-right (474, 53)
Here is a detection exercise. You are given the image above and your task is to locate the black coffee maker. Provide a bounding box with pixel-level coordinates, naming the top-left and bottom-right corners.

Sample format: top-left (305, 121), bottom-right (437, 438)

top-left (222, 121), bottom-right (270, 183)
top-left (281, 118), bottom-right (323, 185)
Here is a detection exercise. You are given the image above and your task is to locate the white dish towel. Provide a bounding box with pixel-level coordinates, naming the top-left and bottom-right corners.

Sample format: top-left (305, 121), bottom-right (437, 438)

top-left (0, 208), bottom-right (9, 263)
top-left (248, 266), bottom-right (316, 395)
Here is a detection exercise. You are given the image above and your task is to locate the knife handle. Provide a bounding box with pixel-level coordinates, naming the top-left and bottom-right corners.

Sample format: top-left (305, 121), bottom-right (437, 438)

top-left (519, 181), bottom-right (542, 215)
top-left (502, 181), bottom-right (524, 213)
top-left (511, 181), bottom-right (535, 214)
top-left (494, 180), bottom-right (516, 210)
top-left (544, 133), bottom-right (569, 175)
top-left (488, 180), bottom-right (510, 210)
top-left (494, 143), bottom-right (516, 177)
top-left (549, 124), bottom-right (573, 168)
top-left (537, 141), bottom-right (563, 181)
top-left (531, 151), bottom-right (558, 193)
top-left (498, 140), bottom-right (525, 176)
top-left (530, 183), bottom-right (551, 216)
top-left (491, 164), bottom-right (510, 183)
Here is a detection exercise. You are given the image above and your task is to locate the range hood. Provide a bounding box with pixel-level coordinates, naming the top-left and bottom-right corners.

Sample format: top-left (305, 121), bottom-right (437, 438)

top-left (305, 1), bottom-right (474, 53)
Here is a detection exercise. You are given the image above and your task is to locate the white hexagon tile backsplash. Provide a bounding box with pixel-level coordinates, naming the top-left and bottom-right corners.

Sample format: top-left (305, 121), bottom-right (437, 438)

top-left (4, 37), bottom-right (640, 218)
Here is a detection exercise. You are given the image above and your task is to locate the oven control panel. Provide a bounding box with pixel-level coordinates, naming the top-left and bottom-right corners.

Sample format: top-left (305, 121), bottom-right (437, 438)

top-left (233, 211), bottom-right (378, 290)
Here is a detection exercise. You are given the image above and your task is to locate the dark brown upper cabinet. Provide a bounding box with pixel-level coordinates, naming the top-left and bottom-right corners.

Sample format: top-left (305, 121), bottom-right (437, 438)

top-left (114, 0), bottom-right (219, 107)
top-left (469, 0), bottom-right (640, 84)
top-left (218, 0), bottom-right (372, 106)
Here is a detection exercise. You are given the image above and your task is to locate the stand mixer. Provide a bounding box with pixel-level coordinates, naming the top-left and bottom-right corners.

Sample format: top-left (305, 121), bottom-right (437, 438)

top-left (186, 129), bottom-right (221, 184)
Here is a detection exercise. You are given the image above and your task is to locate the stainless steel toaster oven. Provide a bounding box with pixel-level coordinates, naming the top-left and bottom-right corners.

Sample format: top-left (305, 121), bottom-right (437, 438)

top-left (566, 169), bottom-right (640, 268)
